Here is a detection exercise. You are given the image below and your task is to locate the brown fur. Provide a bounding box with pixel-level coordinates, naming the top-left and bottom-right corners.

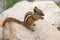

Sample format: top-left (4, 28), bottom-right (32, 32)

top-left (2, 7), bottom-right (44, 31)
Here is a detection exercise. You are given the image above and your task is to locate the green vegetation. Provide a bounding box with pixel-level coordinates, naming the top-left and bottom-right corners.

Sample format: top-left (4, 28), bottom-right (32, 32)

top-left (54, 1), bottom-right (60, 8)
top-left (27, 0), bottom-right (35, 2)
top-left (56, 3), bottom-right (60, 7)
top-left (5, 0), bottom-right (22, 9)
top-left (5, 0), bottom-right (60, 9)
top-left (5, 0), bottom-right (35, 9)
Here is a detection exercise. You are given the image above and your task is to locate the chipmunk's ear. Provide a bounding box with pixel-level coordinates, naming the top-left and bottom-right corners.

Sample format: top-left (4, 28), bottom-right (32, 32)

top-left (34, 6), bottom-right (44, 16)
top-left (35, 6), bottom-right (37, 9)
top-left (34, 6), bottom-right (37, 13)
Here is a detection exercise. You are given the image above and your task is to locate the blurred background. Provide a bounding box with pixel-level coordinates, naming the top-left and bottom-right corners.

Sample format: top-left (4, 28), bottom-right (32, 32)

top-left (0, 0), bottom-right (60, 13)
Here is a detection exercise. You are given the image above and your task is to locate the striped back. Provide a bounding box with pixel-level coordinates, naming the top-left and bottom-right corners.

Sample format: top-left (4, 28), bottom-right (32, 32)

top-left (24, 12), bottom-right (33, 26)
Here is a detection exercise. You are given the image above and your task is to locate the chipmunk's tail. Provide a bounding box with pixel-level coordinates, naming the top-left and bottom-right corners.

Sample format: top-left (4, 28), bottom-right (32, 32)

top-left (2, 17), bottom-right (25, 27)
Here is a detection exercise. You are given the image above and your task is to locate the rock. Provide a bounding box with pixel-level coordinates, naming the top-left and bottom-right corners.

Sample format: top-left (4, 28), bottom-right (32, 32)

top-left (0, 1), bottom-right (60, 40)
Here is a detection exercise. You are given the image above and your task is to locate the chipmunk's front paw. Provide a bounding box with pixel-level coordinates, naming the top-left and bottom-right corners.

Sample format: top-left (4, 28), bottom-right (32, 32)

top-left (30, 24), bottom-right (36, 31)
top-left (32, 24), bottom-right (36, 26)
top-left (40, 17), bottom-right (44, 20)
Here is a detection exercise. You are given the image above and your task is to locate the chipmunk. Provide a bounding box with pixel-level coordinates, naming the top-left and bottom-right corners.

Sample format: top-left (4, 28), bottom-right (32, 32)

top-left (2, 7), bottom-right (44, 31)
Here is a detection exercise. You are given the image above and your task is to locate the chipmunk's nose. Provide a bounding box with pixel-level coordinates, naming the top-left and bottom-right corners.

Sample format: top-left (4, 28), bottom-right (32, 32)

top-left (39, 12), bottom-right (44, 16)
top-left (40, 17), bottom-right (44, 20)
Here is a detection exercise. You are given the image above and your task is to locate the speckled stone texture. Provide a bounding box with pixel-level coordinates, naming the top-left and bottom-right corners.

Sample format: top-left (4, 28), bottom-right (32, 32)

top-left (0, 1), bottom-right (60, 40)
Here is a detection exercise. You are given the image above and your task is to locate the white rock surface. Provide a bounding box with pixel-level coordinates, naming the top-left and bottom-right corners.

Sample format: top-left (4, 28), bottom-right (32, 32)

top-left (0, 1), bottom-right (60, 40)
